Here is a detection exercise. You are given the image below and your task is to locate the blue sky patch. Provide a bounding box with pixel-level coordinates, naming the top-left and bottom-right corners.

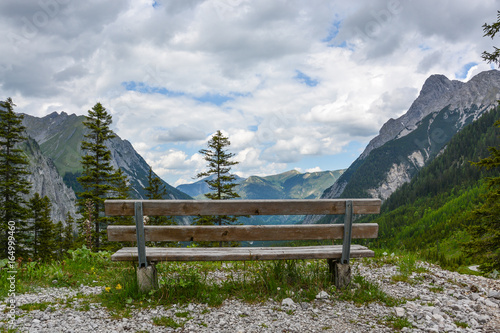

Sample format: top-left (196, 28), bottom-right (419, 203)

top-left (322, 20), bottom-right (341, 43)
top-left (194, 93), bottom-right (233, 106)
top-left (122, 81), bottom-right (184, 97)
top-left (455, 62), bottom-right (478, 79)
top-left (122, 81), bottom-right (246, 106)
top-left (294, 70), bottom-right (319, 87)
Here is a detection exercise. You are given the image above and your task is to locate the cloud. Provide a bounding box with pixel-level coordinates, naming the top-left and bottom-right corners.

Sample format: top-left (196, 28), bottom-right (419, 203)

top-left (156, 125), bottom-right (207, 142)
top-left (0, 0), bottom-right (497, 186)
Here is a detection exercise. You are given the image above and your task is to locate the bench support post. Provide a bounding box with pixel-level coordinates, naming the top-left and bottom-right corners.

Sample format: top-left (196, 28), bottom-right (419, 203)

top-left (135, 201), bottom-right (147, 268)
top-left (137, 264), bottom-right (158, 293)
top-left (135, 201), bottom-right (159, 292)
top-left (329, 200), bottom-right (353, 289)
top-left (328, 258), bottom-right (352, 289)
top-left (341, 200), bottom-right (353, 264)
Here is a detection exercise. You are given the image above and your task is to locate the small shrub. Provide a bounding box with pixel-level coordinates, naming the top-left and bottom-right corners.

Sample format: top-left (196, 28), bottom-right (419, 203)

top-left (152, 316), bottom-right (183, 328)
top-left (384, 315), bottom-right (413, 330)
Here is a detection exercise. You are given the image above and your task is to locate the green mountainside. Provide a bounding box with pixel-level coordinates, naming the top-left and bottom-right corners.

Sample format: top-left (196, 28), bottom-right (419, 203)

top-left (359, 106), bottom-right (500, 270)
top-left (178, 169), bottom-right (344, 201)
top-left (237, 169), bottom-right (344, 200)
top-left (339, 104), bottom-right (480, 199)
top-left (21, 112), bottom-right (190, 200)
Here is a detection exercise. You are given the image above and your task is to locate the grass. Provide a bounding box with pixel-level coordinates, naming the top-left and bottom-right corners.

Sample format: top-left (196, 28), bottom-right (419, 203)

top-left (336, 275), bottom-right (403, 307)
top-left (1, 245), bottom-right (417, 323)
top-left (152, 316), bottom-right (184, 328)
top-left (383, 315), bottom-right (413, 330)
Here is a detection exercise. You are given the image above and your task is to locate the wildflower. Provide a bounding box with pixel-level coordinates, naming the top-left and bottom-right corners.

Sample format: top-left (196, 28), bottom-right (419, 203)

top-left (115, 284), bottom-right (122, 290)
top-left (105, 287), bottom-right (111, 292)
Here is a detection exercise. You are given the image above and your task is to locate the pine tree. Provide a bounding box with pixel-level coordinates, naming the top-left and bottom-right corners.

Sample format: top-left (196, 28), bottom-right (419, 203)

top-left (464, 119), bottom-right (500, 273)
top-left (0, 98), bottom-right (31, 258)
top-left (463, 12), bottom-right (500, 273)
top-left (77, 102), bottom-right (119, 251)
top-left (194, 130), bottom-right (240, 246)
top-left (28, 193), bottom-right (56, 261)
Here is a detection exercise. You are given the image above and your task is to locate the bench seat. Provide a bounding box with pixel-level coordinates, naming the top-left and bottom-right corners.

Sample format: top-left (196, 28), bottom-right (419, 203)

top-left (111, 244), bottom-right (374, 262)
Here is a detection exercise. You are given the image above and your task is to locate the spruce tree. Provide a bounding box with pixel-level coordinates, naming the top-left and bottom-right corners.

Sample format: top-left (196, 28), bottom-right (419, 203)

top-left (77, 102), bottom-right (119, 251)
top-left (464, 119), bottom-right (500, 273)
top-left (0, 98), bottom-right (31, 258)
top-left (464, 14), bottom-right (500, 273)
top-left (28, 193), bottom-right (56, 261)
top-left (194, 130), bottom-right (240, 246)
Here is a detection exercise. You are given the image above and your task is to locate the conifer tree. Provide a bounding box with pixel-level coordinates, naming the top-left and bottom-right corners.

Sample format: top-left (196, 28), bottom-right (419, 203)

top-left (77, 102), bottom-right (120, 250)
top-left (464, 119), bottom-right (500, 273)
top-left (0, 98), bottom-right (31, 258)
top-left (194, 130), bottom-right (240, 246)
top-left (28, 193), bottom-right (56, 261)
top-left (464, 14), bottom-right (500, 273)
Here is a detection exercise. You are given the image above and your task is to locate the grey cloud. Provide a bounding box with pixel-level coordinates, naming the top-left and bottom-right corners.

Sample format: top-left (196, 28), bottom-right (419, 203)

top-left (370, 87), bottom-right (419, 118)
top-left (53, 64), bottom-right (87, 82)
top-left (417, 51), bottom-right (443, 74)
top-left (1, 64), bottom-right (62, 97)
top-left (157, 125), bottom-right (206, 142)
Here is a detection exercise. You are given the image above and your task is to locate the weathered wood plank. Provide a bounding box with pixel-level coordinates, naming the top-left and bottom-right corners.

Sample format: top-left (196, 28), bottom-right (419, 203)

top-left (107, 223), bottom-right (379, 242)
top-left (104, 199), bottom-right (381, 217)
top-left (110, 245), bottom-right (374, 262)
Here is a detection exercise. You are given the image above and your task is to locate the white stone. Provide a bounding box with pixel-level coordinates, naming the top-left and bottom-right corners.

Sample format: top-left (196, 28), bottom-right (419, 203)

top-left (281, 298), bottom-right (295, 307)
top-left (394, 307), bottom-right (405, 317)
top-left (316, 291), bottom-right (329, 299)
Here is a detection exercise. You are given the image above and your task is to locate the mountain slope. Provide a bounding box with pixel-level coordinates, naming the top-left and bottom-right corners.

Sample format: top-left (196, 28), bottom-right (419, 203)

top-left (304, 70), bottom-right (500, 224)
top-left (21, 132), bottom-right (78, 224)
top-left (177, 169), bottom-right (344, 200)
top-left (22, 112), bottom-right (190, 200)
top-left (362, 106), bottom-right (500, 268)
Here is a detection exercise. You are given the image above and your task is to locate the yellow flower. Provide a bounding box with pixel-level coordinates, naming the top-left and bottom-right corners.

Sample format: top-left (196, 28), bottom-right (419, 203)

top-left (115, 284), bottom-right (122, 290)
top-left (105, 287), bottom-right (111, 292)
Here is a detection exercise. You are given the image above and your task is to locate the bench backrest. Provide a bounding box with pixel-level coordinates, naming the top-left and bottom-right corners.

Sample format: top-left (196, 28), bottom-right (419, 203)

top-left (105, 199), bottom-right (380, 242)
top-left (105, 199), bottom-right (381, 216)
top-left (105, 199), bottom-right (381, 266)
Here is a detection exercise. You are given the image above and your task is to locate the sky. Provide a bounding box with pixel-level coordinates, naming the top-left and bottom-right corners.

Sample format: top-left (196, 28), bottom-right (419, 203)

top-left (0, 0), bottom-right (498, 186)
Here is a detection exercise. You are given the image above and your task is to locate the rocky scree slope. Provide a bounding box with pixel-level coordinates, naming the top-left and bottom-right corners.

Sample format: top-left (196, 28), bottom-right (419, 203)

top-left (2, 260), bottom-right (499, 332)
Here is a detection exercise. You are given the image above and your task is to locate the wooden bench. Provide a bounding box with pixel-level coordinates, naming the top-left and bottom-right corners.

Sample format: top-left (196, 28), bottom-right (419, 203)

top-left (105, 199), bottom-right (381, 291)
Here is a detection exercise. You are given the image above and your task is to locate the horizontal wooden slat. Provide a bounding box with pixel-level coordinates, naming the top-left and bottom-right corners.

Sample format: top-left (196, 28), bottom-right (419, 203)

top-left (110, 245), bottom-right (374, 262)
top-left (104, 199), bottom-right (381, 216)
top-left (107, 223), bottom-right (378, 242)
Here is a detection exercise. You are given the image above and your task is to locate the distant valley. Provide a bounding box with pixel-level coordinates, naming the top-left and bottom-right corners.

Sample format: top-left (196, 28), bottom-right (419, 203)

top-left (177, 169), bottom-right (344, 200)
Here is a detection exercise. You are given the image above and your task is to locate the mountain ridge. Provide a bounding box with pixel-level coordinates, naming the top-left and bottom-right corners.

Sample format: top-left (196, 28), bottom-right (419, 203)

top-left (304, 69), bottom-right (500, 224)
top-left (177, 169), bottom-right (344, 200)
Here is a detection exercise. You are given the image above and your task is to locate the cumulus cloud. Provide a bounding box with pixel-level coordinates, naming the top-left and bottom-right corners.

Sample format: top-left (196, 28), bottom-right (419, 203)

top-left (0, 0), bottom-right (497, 185)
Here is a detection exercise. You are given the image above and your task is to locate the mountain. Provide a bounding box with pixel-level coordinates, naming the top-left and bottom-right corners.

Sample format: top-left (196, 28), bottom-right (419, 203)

top-left (19, 111), bottom-right (192, 225)
top-left (236, 169), bottom-right (344, 200)
top-left (362, 105), bottom-right (500, 269)
top-left (22, 111), bottom-right (190, 201)
top-left (176, 174), bottom-right (245, 198)
top-left (177, 169), bottom-right (344, 225)
top-left (177, 169), bottom-right (344, 200)
top-left (20, 133), bottom-right (78, 224)
top-left (304, 69), bottom-right (500, 224)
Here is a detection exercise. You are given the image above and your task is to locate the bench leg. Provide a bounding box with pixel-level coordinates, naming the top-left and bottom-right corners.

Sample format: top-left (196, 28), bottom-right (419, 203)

top-left (137, 263), bottom-right (158, 293)
top-left (328, 259), bottom-right (351, 289)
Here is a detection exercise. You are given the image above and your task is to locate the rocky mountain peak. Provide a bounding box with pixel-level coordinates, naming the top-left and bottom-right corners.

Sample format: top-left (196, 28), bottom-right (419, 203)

top-left (360, 70), bottom-right (499, 159)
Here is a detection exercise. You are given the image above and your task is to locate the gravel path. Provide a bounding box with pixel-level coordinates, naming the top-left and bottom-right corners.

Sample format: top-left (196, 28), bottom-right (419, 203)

top-left (1, 260), bottom-right (499, 332)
